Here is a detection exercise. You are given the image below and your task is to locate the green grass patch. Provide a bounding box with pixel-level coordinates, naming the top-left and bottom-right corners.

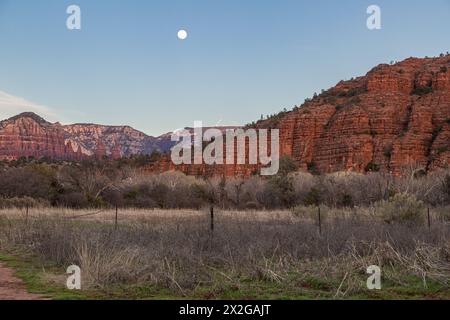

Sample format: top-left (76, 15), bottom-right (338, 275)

top-left (0, 251), bottom-right (91, 300)
top-left (1, 251), bottom-right (449, 300)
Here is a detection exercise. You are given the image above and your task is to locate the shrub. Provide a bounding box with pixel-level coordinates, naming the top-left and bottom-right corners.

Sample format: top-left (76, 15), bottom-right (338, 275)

top-left (191, 183), bottom-right (214, 205)
top-left (340, 193), bottom-right (354, 208)
top-left (377, 193), bottom-right (425, 225)
top-left (56, 192), bottom-right (89, 208)
top-left (437, 146), bottom-right (449, 155)
top-left (0, 196), bottom-right (50, 209)
top-left (325, 96), bottom-right (337, 104)
top-left (444, 174), bottom-right (450, 199)
top-left (365, 162), bottom-right (380, 172)
top-left (347, 88), bottom-right (358, 97)
top-left (432, 126), bottom-right (443, 141)
top-left (244, 201), bottom-right (261, 210)
top-left (304, 187), bottom-right (322, 206)
top-left (383, 145), bottom-right (393, 159)
top-left (150, 183), bottom-right (171, 208)
top-left (278, 156), bottom-right (298, 176)
top-left (307, 162), bottom-right (320, 175)
top-left (348, 96), bottom-right (362, 105)
top-left (0, 167), bottom-right (55, 199)
top-left (260, 175), bottom-right (296, 208)
top-left (412, 86), bottom-right (433, 96)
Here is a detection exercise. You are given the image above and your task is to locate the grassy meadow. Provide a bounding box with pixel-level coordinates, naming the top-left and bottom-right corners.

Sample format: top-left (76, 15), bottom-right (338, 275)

top-left (0, 205), bottom-right (449, 300)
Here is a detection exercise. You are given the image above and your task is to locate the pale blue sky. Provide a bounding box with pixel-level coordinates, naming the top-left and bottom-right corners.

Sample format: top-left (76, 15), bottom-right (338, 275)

top-left (0, 0), bottom-right (449, 135)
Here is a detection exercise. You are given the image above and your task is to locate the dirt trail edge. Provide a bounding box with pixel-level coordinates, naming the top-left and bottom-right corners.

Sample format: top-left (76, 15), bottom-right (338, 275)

top-left (0, 262), bottom-right (46, 300)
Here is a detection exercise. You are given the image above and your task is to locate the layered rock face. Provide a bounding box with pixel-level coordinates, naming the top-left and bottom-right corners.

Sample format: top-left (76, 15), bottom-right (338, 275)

top-left (148, 56), bottom-right (449, 176)
top-left (261, 55), bottom-right (450, 175)
top-left (0, 113), bottom-right (241, 162)
top-left (0, 113), bottom-right (81, 161)
top-left (0, 114), bottom-right (174, 160)
top-left (63, 124), bottom-right (163, 158)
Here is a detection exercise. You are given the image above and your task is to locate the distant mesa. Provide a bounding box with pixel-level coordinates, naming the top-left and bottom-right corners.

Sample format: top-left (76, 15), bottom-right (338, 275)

top-left (0, 112), bottom-right (172, 161)
top-left (0, 111), bottom-right (239, 162)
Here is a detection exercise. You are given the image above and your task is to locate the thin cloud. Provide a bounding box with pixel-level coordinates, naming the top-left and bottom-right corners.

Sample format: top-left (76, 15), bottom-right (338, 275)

top-left (0, 90), bottom-right (59, 122)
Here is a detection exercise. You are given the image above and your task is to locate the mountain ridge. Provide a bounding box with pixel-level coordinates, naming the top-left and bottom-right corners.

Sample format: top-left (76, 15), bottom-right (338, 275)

top-left (0, 112), bottom-right (241, 161)
top-left (254, 54), bottom-right (450, 174)
top-left (0, 112), bottom-right (177, 160)
top-left (1, 55), bottom-right (449, 176)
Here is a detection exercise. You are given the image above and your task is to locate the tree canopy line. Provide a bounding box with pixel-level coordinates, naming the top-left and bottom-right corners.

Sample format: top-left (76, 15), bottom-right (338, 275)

top-left (0, 155), bottom-right (449, 210)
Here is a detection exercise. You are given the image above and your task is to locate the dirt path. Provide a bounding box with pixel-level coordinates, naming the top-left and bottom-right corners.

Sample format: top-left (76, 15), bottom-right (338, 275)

top-left (0, 262), bottom-right (45, 300)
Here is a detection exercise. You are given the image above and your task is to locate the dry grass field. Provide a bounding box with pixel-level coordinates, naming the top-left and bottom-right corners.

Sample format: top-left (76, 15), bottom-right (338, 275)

top-left (0, 205), bottom-right (449, 300)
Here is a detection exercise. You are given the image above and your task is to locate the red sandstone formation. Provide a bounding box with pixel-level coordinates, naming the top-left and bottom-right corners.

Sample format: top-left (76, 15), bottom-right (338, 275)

top-left (0, 113), bottom-right (78, 161)
top-left (148, 55), bottom-right (450, 176)
top-left (0, 113), bottom-right (240, 162)
top-left (94, 139), bottom-right (107, 159)
top-left (266, 55), bottom-right (450, 175)
top-left (0, 114), bottom-right (180, 161)
top-left (63, 123), bottom-right (155, 157)
top-left (111, 141), bottom-right (122, 160)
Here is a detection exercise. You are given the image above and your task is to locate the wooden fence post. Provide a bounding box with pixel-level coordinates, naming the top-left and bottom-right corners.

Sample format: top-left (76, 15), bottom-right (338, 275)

top-left (26, 204), bottom-right (29, 224)
top-left (115, 205), bottom-right (118, 231)
top-left (427, 207), bottom-right (431, 229)
top-left (210, 206), bottom-right (214, 233)
top-left (318, 206), bottom-right (322, 235)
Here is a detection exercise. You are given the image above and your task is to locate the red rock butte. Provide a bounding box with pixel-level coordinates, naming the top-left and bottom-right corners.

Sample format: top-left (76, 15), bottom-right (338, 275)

top-left (0, 113), bottom-right (84, 161)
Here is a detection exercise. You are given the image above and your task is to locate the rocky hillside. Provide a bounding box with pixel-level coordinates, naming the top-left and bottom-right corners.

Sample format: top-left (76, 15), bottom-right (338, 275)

top-left (148, 55), bottom-right (450, 177)
top-left (257, 55), bottom-right (450, 175)
top-left (0, 112), bottom-right (80, 161)
top-left (62, 124), bottom-right (169, 158)
top-left (0, 113), bottom-right (177, 160)
top-left (0, 113), bottom-right (240, 161)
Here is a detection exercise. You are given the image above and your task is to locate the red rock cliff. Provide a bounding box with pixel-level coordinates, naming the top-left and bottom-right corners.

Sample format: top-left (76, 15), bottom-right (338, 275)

top-left (262, 55), bottom-right (450, 175)
top-left (148, 55), bottom-right (450, 176)
top-left (0, 113), bottom-right (79, 160)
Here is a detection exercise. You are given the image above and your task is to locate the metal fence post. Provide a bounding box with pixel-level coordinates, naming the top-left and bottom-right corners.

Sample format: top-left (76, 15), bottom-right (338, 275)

top-left (210, 206), bottom-right (214, 233)
top-left (115, 205), bottom-right (118, 231)
top-left (318, 206), bottom-right (322, 235)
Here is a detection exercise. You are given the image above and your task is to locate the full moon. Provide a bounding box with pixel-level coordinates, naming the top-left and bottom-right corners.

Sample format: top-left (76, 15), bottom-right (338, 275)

top-left (177, 29), bottom-right (188, 40)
